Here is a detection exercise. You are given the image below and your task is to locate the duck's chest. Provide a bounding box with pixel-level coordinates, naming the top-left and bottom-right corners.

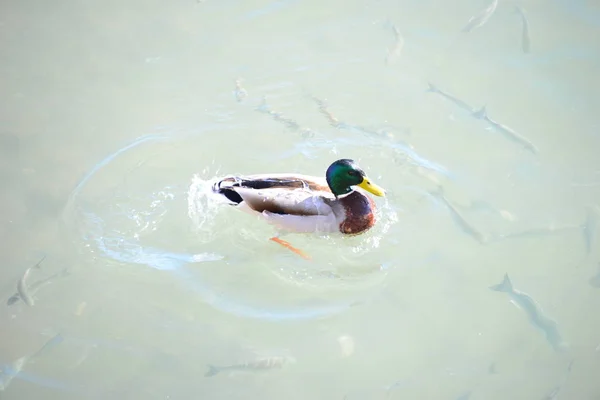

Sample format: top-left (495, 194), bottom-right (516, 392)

top-left (338, 192), bottom-right (376, 235)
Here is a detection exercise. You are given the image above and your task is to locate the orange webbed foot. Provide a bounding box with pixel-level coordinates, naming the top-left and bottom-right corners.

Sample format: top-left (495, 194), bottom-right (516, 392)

top-left (269, 237), bottom-right (312, 261)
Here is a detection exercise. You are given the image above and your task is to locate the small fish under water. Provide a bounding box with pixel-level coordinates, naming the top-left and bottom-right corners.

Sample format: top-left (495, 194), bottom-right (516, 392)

top-left (311, 96), bottom-right (413, 144)
top-left (514, 6), bottom-right (531, 54)
top-left (15, 256), bottom-right (46, 307)
top-left (385, 24), bottom-right (404, 65)
top-left (8, 267), bottom-right (70, 306)
top-left (430, 186), bottom-right (489, 244)
top-left (256, 98), bottom-right (300, 131)
top-left (490, 274), bottom-right (567, 352)
top-left (426, 83), bottom-right (481, 115)
top-left (311, 96), bottom-right (340, 128)
top-left (205, 356), bottom-right (295, 377)
top-left (461, 0), bottom-right (499, 33)
top-left (0, 333), bottom-right (63, 391)
top-left (256, 97), bottom-right (311, 135)
top-left (473, 107), bottom-right (538, 154)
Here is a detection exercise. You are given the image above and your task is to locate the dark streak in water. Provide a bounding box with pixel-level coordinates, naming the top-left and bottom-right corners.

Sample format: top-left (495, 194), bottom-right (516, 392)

top-left (7, 267), bottom-right (70, 306)
top-left (473, 107), bottom-right (538, 154)
top-left (205, 356), bottom-right (294, 377)
top-left (312, 96), bottom-right (340, 128)
top-left (426, 82), bottom-right (481, 114)
top-left (490, 274), bottom-right (567, 352)
top-left (385, 24), bottom-right (404, 65)
top-left (514, 6), bottom-right (531, 53)
top-left (430, 186), bottom-right (489, 244)
top-left (14, 256), bottom-right (46, 307)
top-left (256, 97), bottom-right (315, 138)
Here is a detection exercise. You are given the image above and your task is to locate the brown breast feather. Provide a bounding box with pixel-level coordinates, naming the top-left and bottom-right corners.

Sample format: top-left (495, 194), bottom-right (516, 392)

top-left (338, 191), bottom-right (377, 235)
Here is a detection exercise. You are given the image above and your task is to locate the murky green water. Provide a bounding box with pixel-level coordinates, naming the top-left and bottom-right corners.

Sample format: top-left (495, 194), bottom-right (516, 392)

top-left (2, 0), bottom-right (600, 398)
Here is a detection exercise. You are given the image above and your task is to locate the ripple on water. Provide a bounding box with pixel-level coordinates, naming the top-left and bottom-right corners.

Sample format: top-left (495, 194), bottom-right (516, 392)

top-left (61, 130), bottom-right (441, 321)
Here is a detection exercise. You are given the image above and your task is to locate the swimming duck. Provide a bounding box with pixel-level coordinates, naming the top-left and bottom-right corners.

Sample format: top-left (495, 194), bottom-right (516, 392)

top-left (212, 159), bottom-right (386, 259)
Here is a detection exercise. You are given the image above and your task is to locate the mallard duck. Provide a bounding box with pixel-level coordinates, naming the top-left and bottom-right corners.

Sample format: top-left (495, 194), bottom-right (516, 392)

top-left (212, 159), bottom-right (386, 259)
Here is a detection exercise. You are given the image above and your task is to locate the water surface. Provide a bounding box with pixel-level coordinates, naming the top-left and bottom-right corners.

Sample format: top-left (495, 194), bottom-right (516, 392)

top-left (1, 0), bottom-right (600, 398)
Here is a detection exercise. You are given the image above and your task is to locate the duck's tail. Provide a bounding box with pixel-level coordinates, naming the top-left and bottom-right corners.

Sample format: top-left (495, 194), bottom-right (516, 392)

top-left (212, 177), bottom-right (243, 205)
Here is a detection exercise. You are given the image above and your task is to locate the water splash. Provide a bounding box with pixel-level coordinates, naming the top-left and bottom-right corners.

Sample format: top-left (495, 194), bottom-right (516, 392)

top-left (187, 171), bottom-right (230, 242)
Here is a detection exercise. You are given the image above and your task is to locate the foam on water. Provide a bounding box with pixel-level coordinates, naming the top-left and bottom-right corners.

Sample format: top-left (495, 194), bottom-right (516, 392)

top-left (187, 172), bottom-right (232, 243)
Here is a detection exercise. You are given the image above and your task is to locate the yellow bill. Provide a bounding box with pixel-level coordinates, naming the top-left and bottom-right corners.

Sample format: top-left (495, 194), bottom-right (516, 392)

top-left (357, 177), bottom-right (386, 197)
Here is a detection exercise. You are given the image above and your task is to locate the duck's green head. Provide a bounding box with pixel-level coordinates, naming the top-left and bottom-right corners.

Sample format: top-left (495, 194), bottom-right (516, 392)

top-left (325, 159), bottom-right (386, 198)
